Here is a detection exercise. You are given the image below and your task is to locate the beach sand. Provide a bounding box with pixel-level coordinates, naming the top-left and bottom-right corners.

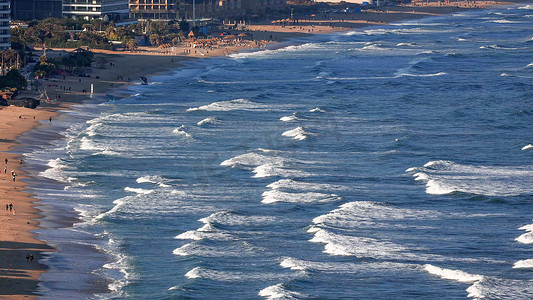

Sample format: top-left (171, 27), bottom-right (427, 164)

top-left (0, 0), bottom-right (525, 297)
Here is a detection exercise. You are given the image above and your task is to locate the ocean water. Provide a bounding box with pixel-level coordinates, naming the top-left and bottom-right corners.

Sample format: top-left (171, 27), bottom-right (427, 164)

top-left (19, 3), bottom-right (533, 299)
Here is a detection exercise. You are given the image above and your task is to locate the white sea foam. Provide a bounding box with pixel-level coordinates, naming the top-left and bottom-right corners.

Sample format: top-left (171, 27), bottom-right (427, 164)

top-left (39, 158), bottom-right (69, 182)
top-left (424, 264), bottom-right (483, 283)
top-left (395, 72), bottom-right (447, 78)
top-left (466, 277), bottom-right (533, 299)
top-left (252, 163), bottom-right (311, 178)
top-left (199, 211), bottom-right (277, 226)
top-left (309, 107), bottom-right (326, 113)
top-left (95, 149), bottom-right (120, 156)
top-left (261, 190), bottom-right (341, 204)
top-left (93, 232), bottom-right (133, 296)
top-left (397, 42), bottom-right (418, 47)
top-left (187, 99), bottom-right (265, 112)
top-left (259, 283), bottom-right (306, 300)
top-left (518, 4), bottom-right (533, 9)
top-left (94, 197), bottom-right (129, 221)
top-left (267, 179), bottom-right (346, 192)
top-left (185, 267), bottom-right (298, 282)
top-left (124, 187), bottom-right (154, 194)
top-left (80, 136), bottom-right (103, 151)
top-left (517, 218), bottom-right (533, 244)
top-left (516, 231), bottom-right (533, 244)
top-left (312, 201), bottom-right (441, 230)
top-left (280, 114), bottom-right (299, 122)
top-left (309, 228), bottom-right (417, 259)
top-left (136, 175), bottom-right (164, 184)
top-left (220, 152), bottom-right (284, 169)
top-left (521, 144), bottom-right (533, 150)
top-left (173, 241), bottom-right (261, 257)
top-left (221, 152), bottom-right (310, 178)
top-left (490, 19), bottom-right (523, 23)
top-left (172, 125), bottom-right (191, 138)
top-left (407, 160), bottom-right (533, 196)
top-left (85, 122), bottom-right (102, 137)
top-left (197, 117), bottom-right (219, 126)
top-left (513, 259), bottom-right (533, 268)
top-left (174, 226), bottom-right (232, 241)
top-left (282, 126), bottom-right (314, 141)
top-left (280, 257), bottom-right (415, 273)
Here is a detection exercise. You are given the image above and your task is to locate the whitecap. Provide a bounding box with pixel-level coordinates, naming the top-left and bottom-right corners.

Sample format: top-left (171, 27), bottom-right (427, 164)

top-left (521, 144), bottom-right (533, 150)
top-left (252, 163), bottom-right (311, 178)
top-left (124, 187), bottom-right (154, 194)
top-left (261, 190), bottom-right (341, 204)
top-left (197, 117), bottom-right (219, 126)
top-left (220, 152), bottom-right (283, 169)
top-left (280, 114), bottom-right (299, 122)
top-left (187, 99), bottom-right (265, 112)
top-left (309, 107), bottom-right (326, 113)
top-left (424, 264), bottom-right (483, 283)
top-left (409, 160), bottom-right (533, 196)
top-left (282, 126), bottom-right (314, 141)
top-left (267, 179), bottom-right (346, 192)
top-left (513, 259), bottom-right (533, 269)
top-left (259, 283), bottom-right (306, 300)
top-left (173, 125), bottom-right (192, 138)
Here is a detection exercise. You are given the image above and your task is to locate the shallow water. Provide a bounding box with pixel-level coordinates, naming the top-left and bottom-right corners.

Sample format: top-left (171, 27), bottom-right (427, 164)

top-left (21, 3), bottom-right (533, 299)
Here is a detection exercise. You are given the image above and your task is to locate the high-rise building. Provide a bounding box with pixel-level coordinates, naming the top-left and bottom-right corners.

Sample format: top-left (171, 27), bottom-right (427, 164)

top-left (62, 0), bottom-right (129, 21)
top-left (129, 0), bottom-right (182, 20)
top-left (11, 0), bottom-right (62, 20)
top-left (0, 0), bottom-right (9, 50)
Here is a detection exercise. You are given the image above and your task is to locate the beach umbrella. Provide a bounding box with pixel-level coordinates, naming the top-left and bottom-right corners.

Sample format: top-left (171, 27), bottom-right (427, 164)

top-left (238, 33), bottom-right (247, 37)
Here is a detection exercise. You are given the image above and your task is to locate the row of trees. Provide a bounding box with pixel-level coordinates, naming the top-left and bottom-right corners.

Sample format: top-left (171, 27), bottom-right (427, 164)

top-left (34, 50), bottom-right (94, 78)
top-left (0, 68), bottom-right (27, 93)
top-left (11, 18), bottom-right (196, 50)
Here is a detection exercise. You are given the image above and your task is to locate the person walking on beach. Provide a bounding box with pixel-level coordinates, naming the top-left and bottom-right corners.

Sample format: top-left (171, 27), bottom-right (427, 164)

top-left (9, 203), bottom-right (12, 212)
top-left (4, 166), bottom-right (6, 174)
top-left (5, 204), bottom-right (8, 211)
top-left (13, 209), bottom-right (16, 215)
top-left (30, 254), bottom-right (34, 262)
top-left (26, 253), bottom-right (30, 262)
top-left (5, 158), bottom-right (7, 165)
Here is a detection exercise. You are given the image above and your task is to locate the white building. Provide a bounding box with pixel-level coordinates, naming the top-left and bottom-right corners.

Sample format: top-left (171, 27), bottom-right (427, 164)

top-left (0, 0), bottom-right (9, 50)
top-left (62, 0), bottom-right (129, 21)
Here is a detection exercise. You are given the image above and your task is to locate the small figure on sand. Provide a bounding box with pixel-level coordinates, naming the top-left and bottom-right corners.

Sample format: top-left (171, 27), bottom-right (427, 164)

top-left (9, 203), bottom-right (12, 212)
top-left (19, 158), bottom-right (23, 165)
top-left (30, 254), bottom-right (34, 262)
top-left (49, 117), bottom-right (52, 122)
top-left (5, 204), bottom-right (8, 211)
top-left (26, 253), bottom-right (30, 262)
top-left (5, 158), bottom-right (7, 165)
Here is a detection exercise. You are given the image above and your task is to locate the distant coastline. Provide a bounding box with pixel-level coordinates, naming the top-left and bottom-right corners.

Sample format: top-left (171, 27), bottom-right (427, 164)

top-left (0, 0), bottom-right (530, 298)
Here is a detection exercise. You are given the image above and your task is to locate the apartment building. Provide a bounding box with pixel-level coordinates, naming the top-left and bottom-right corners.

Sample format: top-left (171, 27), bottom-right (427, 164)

top-left (0, 0), bottom-right (9, 50)
top-left (129, 0), bottom-right (182, 20)
top-left (11, 0), bottom-right (62, 20)
top-left (63, 0), bottom-right (129, 20)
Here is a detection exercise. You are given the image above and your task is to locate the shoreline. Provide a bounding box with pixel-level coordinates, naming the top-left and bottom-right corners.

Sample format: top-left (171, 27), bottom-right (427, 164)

top-left (1, 0), bottom-right (529, 297)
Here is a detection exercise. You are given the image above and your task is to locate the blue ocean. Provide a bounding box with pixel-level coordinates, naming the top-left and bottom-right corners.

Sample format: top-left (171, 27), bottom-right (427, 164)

top-left (19, 3), bottom-right (533, 299)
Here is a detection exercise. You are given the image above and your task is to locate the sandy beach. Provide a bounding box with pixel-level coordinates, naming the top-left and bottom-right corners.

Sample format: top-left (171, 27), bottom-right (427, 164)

top-left (0, 0), bottom-right (526, 297)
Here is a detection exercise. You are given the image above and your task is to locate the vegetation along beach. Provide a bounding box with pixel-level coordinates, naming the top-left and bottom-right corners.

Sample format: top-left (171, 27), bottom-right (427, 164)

top-left (1, 0), bottom-right (532, 298)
